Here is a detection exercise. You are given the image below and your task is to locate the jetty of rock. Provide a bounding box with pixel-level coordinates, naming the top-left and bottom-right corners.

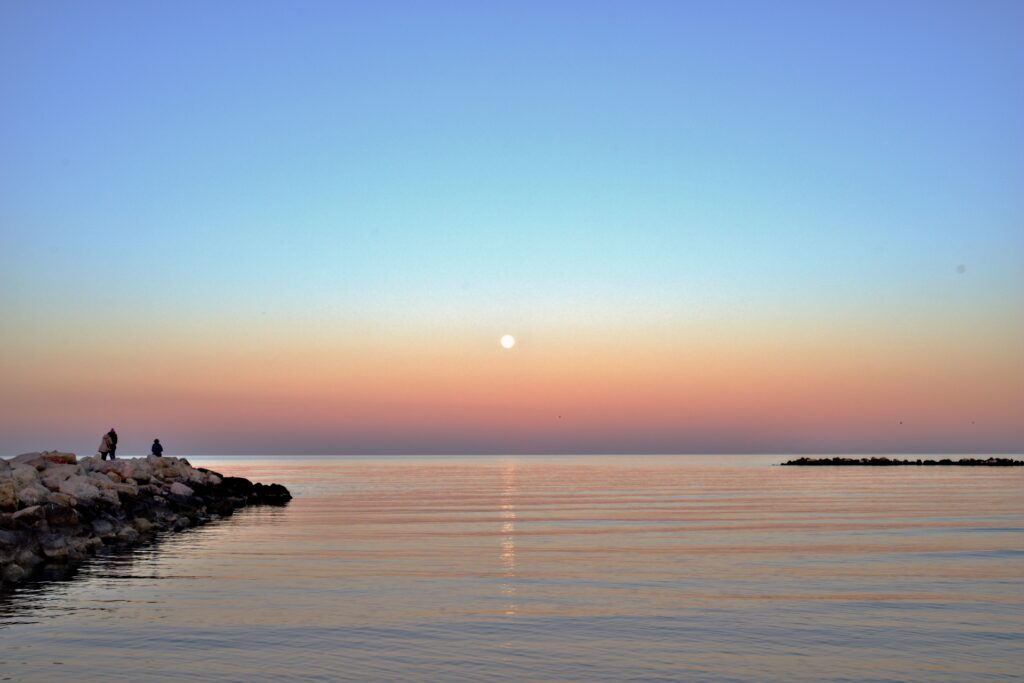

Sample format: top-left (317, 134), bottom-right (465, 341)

top-left (781, 456), bottom-right (1024, 467)
top-left (1, 451), bottom-right (291, 585)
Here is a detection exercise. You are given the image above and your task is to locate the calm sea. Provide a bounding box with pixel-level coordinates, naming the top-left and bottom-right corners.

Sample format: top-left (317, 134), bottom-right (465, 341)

top-left (2, 455), bottom-right (1022, 682)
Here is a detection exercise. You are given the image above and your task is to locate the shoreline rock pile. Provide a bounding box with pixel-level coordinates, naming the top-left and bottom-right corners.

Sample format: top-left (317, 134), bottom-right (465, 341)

top-left (1, 451), bottom-right (291, 585)
top-left (781, 456), bottom-right (1024, 466)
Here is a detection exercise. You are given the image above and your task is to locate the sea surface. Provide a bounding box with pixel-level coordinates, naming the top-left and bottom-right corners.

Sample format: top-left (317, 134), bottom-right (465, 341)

top-left (1, 455), bottom-right (1022, 682)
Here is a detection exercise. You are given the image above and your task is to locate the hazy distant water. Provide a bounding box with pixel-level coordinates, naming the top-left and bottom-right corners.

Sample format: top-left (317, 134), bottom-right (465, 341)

top-left (2, 455), bottom-right (1022, 682)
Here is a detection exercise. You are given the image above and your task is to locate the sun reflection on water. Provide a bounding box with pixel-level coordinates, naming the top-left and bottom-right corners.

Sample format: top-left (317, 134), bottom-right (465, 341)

top-left (500, 461), bottom-right (518, 617)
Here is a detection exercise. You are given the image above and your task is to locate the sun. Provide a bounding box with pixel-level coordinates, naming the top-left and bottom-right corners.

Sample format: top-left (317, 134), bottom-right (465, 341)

top-left (500, 334), bottom-right (516, 349)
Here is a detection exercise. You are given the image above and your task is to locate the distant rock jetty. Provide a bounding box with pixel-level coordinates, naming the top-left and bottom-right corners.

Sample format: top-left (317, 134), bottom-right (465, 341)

top-left (781, 456), bottom-right (1024, 467)
top-left (1, 452), bottom-right (291, 585)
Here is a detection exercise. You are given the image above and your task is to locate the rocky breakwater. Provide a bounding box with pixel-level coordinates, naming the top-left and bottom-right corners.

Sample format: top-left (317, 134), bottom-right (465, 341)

top-left (781, 456), bottom-right (1024, 466)
top-left (1, 451), bottom-right (291, 585)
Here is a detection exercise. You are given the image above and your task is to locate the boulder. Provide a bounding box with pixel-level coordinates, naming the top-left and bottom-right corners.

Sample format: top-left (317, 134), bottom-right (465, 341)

top-left (17, 483), bottom-right (51, 507)
top-left (44, 503), bottom-right (78, 527)
top-left (90, 519), bottom-right (116, 539)
top-left (11, 464), bottom-right (40, 488)
top-left (96, 489), bottom-right (120, 507)
top-left (3, 564), bottom-right (26, 583)
top-left (125, 459), bottom-right (153, 483)
top-left (16, 548), bottom-right (42, 568)
top-left (87, 472), bottom-right (116, 490)
top-left (47, 492), bottom-right (76, 507)
top-left (40, 464), bottom-right (81, 491)
top-left (251, 482), bottom-right (293, 504)
top-left (0, 529), bottom-right (24, 549)
top-left (12, 505), bottom-right (44, 525)
top-left (0, 480), bottom-right (17, 512)
top-left (11, 452), bottom-right (42, 465)
top-left (58, 476), bottom-right (102, 505)
top-left (112, 482), bottom-right (139, 497)
top-left (39, 534), bottom-right (69, 560)
top-left (40, 452), bottom-right (77, 465)
top-left (170, 482), bottom-right (194, 497)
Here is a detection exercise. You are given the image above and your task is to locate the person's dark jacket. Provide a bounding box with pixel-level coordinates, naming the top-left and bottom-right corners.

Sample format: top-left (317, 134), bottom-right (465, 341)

top-left (151, 441), bottom-right (164, 456)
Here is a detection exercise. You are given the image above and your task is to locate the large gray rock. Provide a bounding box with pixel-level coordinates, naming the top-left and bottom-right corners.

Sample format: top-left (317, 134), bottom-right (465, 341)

top-left (40, 464), bottom-right (81, 491)
top-left (149, 456), bottom-right (191, 482)
top-left (11, 452), bottom-right (42, 465)
top-left (170, 482), bottom-right (194, 497)
top-left (58, 476), bottom-right (102, 504)
top-left (17, 483), bottom-right (51, 507)
top-left (86, 472), bottom-right (116, 490)
top-left (11, 464), bottom-right (39, 489)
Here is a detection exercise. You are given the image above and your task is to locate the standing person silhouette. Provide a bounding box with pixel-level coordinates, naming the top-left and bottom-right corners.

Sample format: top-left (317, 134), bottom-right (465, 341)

top-left (107, 428), bottom-right (118, 459)
top-left (98, 431), bottom-right (113, 460)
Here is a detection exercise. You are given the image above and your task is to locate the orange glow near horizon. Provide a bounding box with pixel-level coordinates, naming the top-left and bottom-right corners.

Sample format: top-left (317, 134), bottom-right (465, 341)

top-left (2, 311), bottom-right (1021, 455)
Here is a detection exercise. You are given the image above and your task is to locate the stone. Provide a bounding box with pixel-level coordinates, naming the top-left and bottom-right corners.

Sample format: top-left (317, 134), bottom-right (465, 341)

top-left (106, 471), bottom-right (124, 483)
top-left (125, 459), bottom-right (153, 483)
top-left (39, 534), bottom-right (69, 560)
top-left (133, 517), bottom-right (153, 533)
top-left (96, 489), bottom-right (120, 507)
top-left (44, 503), bottom-right (78, 527)
top-left (91, 519), bottom-right (116, 539)
top-left (11, 452), bottom-right (42, 465)
top-left (11, 464), bottom-right (40, 488)
top-left (18, 483), bottom-right (51, 507)
top-left (0, 480), bottom-right (17, 512)
top-left (40, 464), bottom-right (81, 491)
top-left (41, 451), bottom-right (77, 465)
top-left (47, 492), bottom-right (76, 507)
top-left (112, 482), bottom-right (139, 497)
top-left (0, 529), bottom-right (25, 547)
top-left (70, 536), bottom-right (102, 556)
top-left (87, 472), bottom-right (116, 490)
top-left (170, 482), bottom-right (194, 497)
top-left (16, 548), bottom-right (42, 567)
top-left (12, 505), bottom-right (44, 524)
top-left (3, 564), bottom-right (26, 582)
top-left (58, 476), bottom-right (102, 505)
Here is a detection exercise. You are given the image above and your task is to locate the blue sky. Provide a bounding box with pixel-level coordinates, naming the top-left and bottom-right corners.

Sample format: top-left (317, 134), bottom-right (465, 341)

top-left (1, 1), bottom-right (1022, 454)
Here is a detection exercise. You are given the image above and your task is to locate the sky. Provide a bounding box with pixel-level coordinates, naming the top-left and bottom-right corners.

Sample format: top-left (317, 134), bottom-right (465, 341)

top-left (1, 1), bottom-right (1022, 456)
